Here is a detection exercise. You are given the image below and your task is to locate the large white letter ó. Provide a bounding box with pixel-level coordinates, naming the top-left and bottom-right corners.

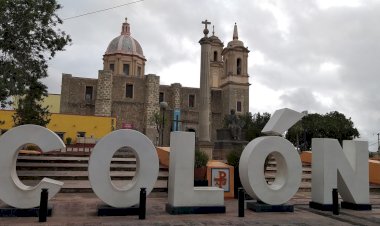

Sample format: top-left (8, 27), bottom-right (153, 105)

top-left (311, 139), bottom-right (370, 205)
top-left (239, 136), bottom-right (302, 205)
top-left (88, 129), bottom-right (159, 208)
top-left (239, 108), bottom-right (304, 205)
top-left (0, 125), bottom-right (65, 209)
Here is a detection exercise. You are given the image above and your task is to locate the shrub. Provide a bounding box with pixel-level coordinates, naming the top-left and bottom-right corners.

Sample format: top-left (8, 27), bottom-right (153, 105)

top-left (66, 137), bottom-right (72, 145)
top-left (227, 148), bottom-right (243, 167)
top-left (194, 149), bottom-right (209, 168)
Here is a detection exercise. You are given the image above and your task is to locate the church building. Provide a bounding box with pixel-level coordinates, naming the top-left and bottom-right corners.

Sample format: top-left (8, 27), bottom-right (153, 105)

top-left (60, 18), bottom-right (250, 145)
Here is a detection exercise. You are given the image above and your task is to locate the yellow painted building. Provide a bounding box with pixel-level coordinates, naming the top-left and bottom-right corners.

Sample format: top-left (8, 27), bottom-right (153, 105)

top-left (12, 93), bottom-right (61, 113)
top-left (0, 110), bottom-right (116, 144)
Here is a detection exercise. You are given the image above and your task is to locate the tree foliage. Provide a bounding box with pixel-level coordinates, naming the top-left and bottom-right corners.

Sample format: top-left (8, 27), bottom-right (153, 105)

top-left (0, 0), bottom-right (71, 108)
top-left (238, 112), bottom-right (271, 141)
top-left (150, 111), bottom-right (167, 136)
top-left (286, 111), bottom-right (360, 150)
top-left (12, 79), bottom-right (50, 126)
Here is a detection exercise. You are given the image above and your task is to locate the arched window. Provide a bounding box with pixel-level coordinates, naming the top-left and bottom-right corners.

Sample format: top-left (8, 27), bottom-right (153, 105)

top-left (237, 58), bottom-right (241, 75)
top-left (213, 51), bottom-right (218, 61)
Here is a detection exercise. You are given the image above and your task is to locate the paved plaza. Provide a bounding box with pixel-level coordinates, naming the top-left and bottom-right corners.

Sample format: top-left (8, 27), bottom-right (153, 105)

top-left (1, 192), bottom-right (380, 225)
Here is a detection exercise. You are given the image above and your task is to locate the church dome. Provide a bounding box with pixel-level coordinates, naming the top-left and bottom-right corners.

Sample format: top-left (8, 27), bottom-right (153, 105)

top-left (104, 18), bottom-right (145, 60)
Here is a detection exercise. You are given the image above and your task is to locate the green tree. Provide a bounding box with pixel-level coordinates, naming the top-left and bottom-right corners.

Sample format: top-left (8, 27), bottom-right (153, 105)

top-left (238, 112), bottom-right (271, 141)
top-left (0, 0), bottom-right (71, 108)
top-left (286, 111), bottom-right (360, 150)
top-left (12, 79), bottom-right (50, 126)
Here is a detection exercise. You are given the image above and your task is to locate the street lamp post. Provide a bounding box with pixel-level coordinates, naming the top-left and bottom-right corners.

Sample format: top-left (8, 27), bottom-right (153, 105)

top-left (160, 102), bottom-right (168, 146)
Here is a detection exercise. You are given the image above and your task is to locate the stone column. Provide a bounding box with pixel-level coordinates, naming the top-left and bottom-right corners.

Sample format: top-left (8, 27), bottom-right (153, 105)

top-left (198, 20), bottom-right (214, 159)
top-left (171, 83), bottom-right (182, 132)
top-left (144, 74), bottom-right (160, 144)
top-left (199, 31), bottom-right (211, 142)
top-left (95, 70), bottom-right (112, 117)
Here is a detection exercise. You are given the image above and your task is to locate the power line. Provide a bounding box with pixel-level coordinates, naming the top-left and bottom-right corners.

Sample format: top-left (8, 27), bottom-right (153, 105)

top-left (63, 0), bottom-right (144, 21)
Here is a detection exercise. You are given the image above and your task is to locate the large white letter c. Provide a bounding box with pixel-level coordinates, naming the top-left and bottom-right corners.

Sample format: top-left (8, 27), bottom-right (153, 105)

top-left (0, 125), bottom-right (65, 208)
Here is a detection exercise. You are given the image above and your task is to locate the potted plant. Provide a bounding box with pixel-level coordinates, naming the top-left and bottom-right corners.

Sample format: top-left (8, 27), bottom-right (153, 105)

top-left (66, 137), bottom-right (72, 145)
top-left (194, 149), bottom-right (209, 186)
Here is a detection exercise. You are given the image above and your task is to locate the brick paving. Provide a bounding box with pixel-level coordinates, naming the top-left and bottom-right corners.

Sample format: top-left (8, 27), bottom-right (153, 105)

top-left (1, 192), bottom-right (380, 225)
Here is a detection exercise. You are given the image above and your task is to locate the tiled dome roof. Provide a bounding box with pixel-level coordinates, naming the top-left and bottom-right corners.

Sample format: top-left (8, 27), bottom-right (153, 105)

top-left (104, 18), bottom-right (145, 59)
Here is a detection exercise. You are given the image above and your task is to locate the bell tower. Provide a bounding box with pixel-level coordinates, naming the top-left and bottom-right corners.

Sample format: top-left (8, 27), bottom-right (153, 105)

top-left (221, 23), bottom-right (250, 116)
top-left (209, 25), bottom-right (224, 89)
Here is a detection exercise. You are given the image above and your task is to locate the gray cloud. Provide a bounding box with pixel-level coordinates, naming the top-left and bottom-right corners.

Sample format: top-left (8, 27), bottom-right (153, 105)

top-left (47, 0), bottom-right (380, 147)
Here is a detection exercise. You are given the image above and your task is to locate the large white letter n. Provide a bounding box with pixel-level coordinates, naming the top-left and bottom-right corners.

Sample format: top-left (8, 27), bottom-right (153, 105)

top-left (311, 138), bottom-right (370, 206)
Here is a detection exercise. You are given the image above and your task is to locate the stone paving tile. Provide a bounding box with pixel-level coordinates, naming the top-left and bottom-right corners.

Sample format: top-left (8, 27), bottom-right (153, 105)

top-left (1, 192), bottom-right (379, 226)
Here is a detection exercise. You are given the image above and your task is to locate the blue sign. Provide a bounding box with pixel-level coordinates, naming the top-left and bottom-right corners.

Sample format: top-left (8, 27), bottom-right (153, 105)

top-left (173, 109), bottom-right (181, 131)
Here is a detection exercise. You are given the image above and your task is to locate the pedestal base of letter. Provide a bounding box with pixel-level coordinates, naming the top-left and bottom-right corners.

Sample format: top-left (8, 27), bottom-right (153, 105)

top-left (0, 205), bottom-right (52, 217)
top-left (309, 201), bottom-right (334, 211)
top-left (247, 202), bottom-right (293, 212)
top-left (165, 204), bottom-right (225, 215)
top-left (341, 202), bottom-right (372, 211)
top-left (97, 205), bottom-right (140, 216)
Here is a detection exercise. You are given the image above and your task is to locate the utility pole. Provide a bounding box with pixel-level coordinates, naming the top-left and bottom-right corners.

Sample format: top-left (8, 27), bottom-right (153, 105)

top-left (377, 132), bottom-right (379, 152)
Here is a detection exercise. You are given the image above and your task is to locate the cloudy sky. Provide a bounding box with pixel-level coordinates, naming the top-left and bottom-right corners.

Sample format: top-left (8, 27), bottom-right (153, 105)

top-left (47, 0), bottom-right (380, 151)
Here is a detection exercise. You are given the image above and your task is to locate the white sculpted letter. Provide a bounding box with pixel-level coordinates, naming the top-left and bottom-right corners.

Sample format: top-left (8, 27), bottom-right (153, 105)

top-left (0, 125), bottom-right (65, 208)
top-left (88, 129), bottom-right (159, 208)
top-left (311, 139), bottom-right (369, 205)
top-left (239, 108), bottom-right (304, 205)
top-left (239, 136), bottom-right (302, 205)
top-left (168, 132), bottom-right (224, 206)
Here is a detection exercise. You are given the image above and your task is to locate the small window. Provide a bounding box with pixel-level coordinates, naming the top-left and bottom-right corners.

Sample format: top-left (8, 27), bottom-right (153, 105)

top-left (110, 63), bottom-right (115, 72)
top-left (237, 101), bottom-right (242, 112)
top-left (126, 84), bottom-right (133, 98)
top-left (159, 92), bottom-right (164, 103)
top-left (77, 132), bottom-right (86, 137)
top-left (123, 64), bottom-right (129, 75)
top-left (213, 51), bottom-right (218, 61)
top-left (237, 58), bottom-right (241, 75)
top-left (137, 66), bottom-right (142, 76)
top-left (188, 94), bottom-right (195, 108)
top-left (55, 132), bottom-right (65, 141)
top-left (85, 86), bottom-right (93, 101)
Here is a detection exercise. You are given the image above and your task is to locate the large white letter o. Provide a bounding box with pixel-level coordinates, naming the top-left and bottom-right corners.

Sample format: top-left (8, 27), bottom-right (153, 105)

top-left (88, 129), bottom-right (159, 208)
top-left (239, 136), bottom-right (302, 205)
top-left (0, 125), bottom-right (65, 208)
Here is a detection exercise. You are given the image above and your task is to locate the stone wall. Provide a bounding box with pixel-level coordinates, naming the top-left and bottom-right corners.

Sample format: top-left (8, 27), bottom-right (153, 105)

top-left (144, 74), bottom-right (160, 143)
top-left (110, 75), bottom-right (146, 131)
top-left (211, 90), bottom-right (223, 141)
top-left (221, 84), bottom-right (249, 116)
top-left (60, 74), bottom-right (97, 116)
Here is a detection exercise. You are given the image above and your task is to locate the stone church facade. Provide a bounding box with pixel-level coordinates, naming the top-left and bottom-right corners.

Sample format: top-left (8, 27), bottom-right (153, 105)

top-left (60, 19), bottom-right (250, 145)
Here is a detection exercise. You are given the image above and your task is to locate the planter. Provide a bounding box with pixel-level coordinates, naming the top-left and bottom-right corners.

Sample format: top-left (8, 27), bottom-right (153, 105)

top-left (194, 167), bottom-right (207, 180)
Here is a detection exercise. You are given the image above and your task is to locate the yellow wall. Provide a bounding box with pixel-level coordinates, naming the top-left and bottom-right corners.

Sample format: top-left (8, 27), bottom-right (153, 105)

top-left (0, 110), bottom-right (15, 132)
top-left (43, 94), bottom-right (61, 113)
top-left (11, 94), bottom-right (61, 113)
top-left (0, 110), bottom-right (116, 143)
